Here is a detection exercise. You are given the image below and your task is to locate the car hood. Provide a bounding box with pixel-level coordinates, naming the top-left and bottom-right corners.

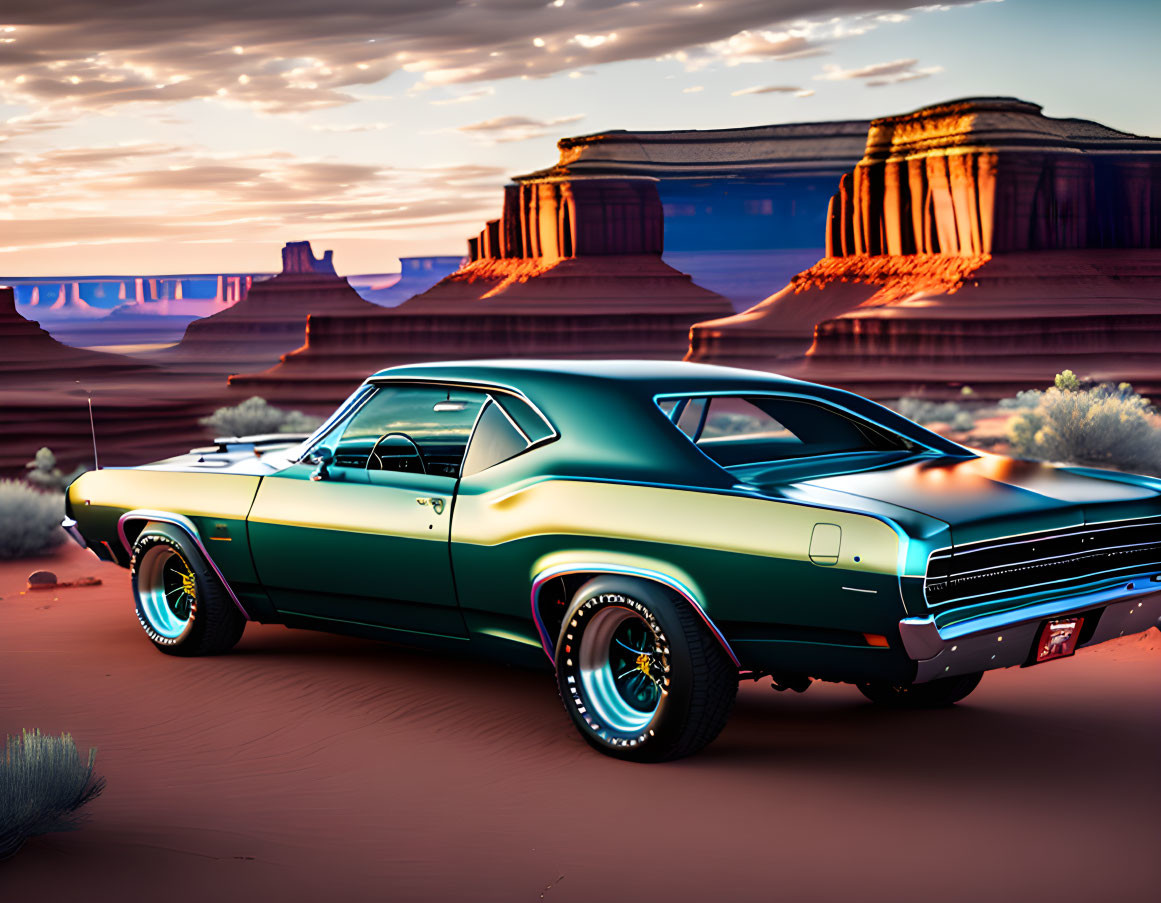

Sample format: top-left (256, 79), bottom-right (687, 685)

top-left (764, 453), bottom-right (1161, 546)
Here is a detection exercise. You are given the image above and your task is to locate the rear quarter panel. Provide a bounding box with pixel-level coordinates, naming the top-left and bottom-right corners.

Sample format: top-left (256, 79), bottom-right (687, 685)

top-left (449, 467), bottom-right (912, 681)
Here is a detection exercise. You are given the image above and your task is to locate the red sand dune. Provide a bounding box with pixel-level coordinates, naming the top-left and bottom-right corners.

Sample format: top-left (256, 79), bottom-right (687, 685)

top-left (2, 542), bottom-right (1157, 901)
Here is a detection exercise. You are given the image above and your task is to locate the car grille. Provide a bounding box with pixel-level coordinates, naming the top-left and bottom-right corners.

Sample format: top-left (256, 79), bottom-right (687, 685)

top-left (924, 516), bottom-right (1161, 609)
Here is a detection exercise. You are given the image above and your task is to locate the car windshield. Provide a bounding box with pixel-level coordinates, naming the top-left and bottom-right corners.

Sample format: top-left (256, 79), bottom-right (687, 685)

top-left (662, 394), bottom-right (912, 468)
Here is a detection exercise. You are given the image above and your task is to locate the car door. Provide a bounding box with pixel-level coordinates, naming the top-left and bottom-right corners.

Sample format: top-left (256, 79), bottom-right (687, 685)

top-left (247, 383), bottom-right (487, 637)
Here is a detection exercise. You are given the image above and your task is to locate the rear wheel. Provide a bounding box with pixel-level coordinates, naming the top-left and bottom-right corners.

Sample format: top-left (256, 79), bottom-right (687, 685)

top-left (130, 528), bottom-right (245, 656)
top-left (555, 577), bottom-right (737, 762)
top-left (857, 672), bottom-right (983, 709)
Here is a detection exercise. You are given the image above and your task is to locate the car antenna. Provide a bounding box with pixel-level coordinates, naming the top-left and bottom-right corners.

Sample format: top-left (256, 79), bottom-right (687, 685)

top-left (75, 380), bottom-right (100, 470)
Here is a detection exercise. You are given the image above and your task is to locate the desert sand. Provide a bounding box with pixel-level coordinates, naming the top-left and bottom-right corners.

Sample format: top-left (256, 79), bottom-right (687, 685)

top-left (1, 542), bottom-right (1157, 901)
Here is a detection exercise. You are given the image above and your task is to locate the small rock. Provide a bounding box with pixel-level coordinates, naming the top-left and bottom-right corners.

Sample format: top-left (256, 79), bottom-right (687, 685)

top-left (75, 576), bottom-right (102, 587)
top-left (27, 571), bottom-right (58, 590)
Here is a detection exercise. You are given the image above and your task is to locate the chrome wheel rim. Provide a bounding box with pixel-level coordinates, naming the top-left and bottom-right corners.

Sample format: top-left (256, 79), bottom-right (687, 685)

top-left (137, 545), bottom-right (196, 639)
top-left (578, 606), bottom-right (664, 733)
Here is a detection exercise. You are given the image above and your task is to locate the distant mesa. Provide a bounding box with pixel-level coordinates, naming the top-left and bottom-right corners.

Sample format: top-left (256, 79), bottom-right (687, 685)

top-left (153, 241), bottom-right (381, 380)
top-left (0, 285), bottom-right (151, 386)
top-left (8, 272), bottom-right (263, 349)
top-left (688, 97), bottom-right (1161, 399)
top-left (281, 240), bottom-right (337, 276)
top-left (227, 179), bottom-right (733, 405)
top-left (522, 119), bottom-right (869, 308)
top-left (350, 256), bottom-right (466, 308)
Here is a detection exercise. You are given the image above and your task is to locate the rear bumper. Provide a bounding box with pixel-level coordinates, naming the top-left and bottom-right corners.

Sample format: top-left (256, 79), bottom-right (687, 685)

top-left (899, 582), bottom-right (1161, 683)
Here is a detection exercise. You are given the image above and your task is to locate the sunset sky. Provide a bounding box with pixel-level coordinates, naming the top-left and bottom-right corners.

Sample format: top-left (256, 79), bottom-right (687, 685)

top-left (0, 0), bottom-right (1157, 277)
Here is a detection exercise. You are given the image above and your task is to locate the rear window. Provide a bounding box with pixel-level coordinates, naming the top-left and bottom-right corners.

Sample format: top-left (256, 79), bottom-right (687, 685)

top-left (661, 395), bottom-right (908, 467)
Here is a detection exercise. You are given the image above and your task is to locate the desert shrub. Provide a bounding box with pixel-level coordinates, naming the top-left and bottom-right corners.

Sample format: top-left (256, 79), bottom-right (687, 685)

top-left (0, 730), bottom-right (105, 860)
top-left (199, 396), bottom-right (323, 438)
top-left (0, 480), bottom-right (65, 560)
top-left (24, 447), bottom-right (86, 493)
top-left (998, 389), bottom-right (1045, 410)
top-left (1007, 373), bottom-right (1161, 474)
top-left (889, 397), bottom-right (976, 431)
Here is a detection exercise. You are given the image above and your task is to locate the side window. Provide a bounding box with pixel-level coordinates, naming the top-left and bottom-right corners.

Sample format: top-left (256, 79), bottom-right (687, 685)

top-left (327, 386), bottom-right (486, 477)
top-left (661, 394), bottom-right (906, 467)
top-left (461, 392), bottom-right (556, 477)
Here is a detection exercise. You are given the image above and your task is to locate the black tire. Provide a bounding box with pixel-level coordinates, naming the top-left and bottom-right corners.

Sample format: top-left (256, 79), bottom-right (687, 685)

top-left (857, 671), bottom-right (983, 709)
top-left (130, 527), bottom-right (245, 656)
top-left (555, 576), bottom-right (737, 762)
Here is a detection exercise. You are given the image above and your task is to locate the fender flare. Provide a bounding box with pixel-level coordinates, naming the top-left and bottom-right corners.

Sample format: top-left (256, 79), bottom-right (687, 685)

top-left (117, 508), bottom-right (251, 620)
top-left (530, 562), bottom-right (739, 668)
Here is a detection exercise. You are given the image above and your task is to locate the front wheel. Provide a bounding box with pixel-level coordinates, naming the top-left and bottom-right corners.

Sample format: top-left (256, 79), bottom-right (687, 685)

top-left (857, 672), bottom-right (983, 709)
top-left (555, 577), bottom-right (737, 762)
top-left (130, 528), bottom-right (245, 656)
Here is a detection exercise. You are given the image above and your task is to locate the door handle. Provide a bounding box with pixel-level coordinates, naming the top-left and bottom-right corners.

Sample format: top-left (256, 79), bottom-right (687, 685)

top-left (416, 497), bottom-right (445, 515)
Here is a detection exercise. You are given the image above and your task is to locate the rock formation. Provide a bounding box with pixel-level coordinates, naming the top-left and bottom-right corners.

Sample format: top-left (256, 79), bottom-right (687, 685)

top-left (0, 285), bottom-right (150, 386)
top-left (519, 122), bottom-right (869, 307)
top-left (227, 179), bottom-right (733, 405)
top-left (151, 241), bottom-right (380, 379)
top-left (350, 256), bottom-right (466, 307)
top-left (688, 98), bottom-right (1161, 399)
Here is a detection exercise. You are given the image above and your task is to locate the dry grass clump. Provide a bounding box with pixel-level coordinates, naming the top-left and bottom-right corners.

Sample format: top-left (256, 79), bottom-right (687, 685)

top-left (1, 730), bottom-right (105, 860)
top-left (1005, 371), bottom-right (1161, 475)
top-left (199, 396), bottom-right (323, 437)
top-left (0, 479), bottom-right (65, 560)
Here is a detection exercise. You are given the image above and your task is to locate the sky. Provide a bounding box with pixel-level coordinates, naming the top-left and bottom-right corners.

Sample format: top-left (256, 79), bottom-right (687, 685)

top-left (0, 0), bottom-right (1157, 277)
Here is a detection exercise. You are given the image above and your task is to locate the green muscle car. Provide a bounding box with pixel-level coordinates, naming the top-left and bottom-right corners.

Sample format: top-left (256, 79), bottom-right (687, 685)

top-left (64, 361), bottom-right (1161, 760)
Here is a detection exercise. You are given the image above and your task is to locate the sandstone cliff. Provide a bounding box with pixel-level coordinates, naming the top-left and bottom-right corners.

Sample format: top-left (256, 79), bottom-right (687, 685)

top-left (688, 98), bottom-right (1161, 399)
top-left (227, 179), bottom-right (732, 405)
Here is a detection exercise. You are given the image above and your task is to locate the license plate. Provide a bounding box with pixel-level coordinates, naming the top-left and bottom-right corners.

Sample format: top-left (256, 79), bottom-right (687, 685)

top-left (1034, 617), bottom-right (1083, 664)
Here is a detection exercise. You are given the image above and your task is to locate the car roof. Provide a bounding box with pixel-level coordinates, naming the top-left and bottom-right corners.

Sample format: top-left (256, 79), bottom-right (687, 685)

top-left (367, 359), bottom-right (807, 394)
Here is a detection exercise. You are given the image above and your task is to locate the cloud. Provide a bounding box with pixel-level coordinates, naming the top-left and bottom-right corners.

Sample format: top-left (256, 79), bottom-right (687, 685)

top-left (0, 141), bottom-right (507, 255)
top-left (430, 86), bottom-right (495, 106)
top-left (457, 113), bottom-right (585, 143)
top-left (731, 84), bottom-right (803, 96)
top-left (307, 120), bottom-right (392, 132)
top-left (816, 57), bottom-right (943, 85)
top-left (682, 85), bottom-right (704, 94)
top-left (0, 1), bottom-right (979, 117)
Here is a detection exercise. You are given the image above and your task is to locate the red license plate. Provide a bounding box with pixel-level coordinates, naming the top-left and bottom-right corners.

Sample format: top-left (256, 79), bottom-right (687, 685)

top-left (1035, 617), bottom-right (1083, 663)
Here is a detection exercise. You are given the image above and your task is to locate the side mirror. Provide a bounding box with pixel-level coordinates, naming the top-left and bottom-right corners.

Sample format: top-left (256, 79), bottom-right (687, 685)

top-left (309, 449), bottom-right (333, 482)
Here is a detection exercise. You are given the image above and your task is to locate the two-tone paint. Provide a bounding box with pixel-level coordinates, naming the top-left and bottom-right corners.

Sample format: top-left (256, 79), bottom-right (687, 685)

top-left (66, 360), bottom-right (1161, 686)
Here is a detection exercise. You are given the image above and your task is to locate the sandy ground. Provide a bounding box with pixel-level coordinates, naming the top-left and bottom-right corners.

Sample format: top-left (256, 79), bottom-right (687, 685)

top-left (1, 543), bottom-right (1158, 902)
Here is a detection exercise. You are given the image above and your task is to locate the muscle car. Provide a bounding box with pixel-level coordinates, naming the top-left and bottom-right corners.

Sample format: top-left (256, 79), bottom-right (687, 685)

top-left (63, 360), bottom-right (1161, 760)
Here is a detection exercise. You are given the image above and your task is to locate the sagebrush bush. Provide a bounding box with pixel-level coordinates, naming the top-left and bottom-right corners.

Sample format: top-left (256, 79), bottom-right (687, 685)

top-left (1007, 373), bottom-right (1161, 474)
top-left (199, 396), bottom-right (323, 437)
top-left (0, 480), bottom-right (65, 560)
top-left (889, 397), bottom-right (976, 431)
top-left (0, 730), bottom-right (105, 860)
top-left (24, 447), bottom-right (86, 493)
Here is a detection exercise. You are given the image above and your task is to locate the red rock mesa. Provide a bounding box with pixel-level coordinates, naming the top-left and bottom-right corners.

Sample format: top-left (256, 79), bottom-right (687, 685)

top-left (688, 97), bottom-right (1161, 399)
top-left (153, 241), bottom-right (381, 379)
top-left (228, 179), bottom-right (733, 405)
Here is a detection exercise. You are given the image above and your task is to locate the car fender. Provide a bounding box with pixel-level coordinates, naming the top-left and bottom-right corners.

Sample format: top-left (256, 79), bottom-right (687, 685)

top-left (118, 508), bottom-right (251, 620)
top-left (529, 552), bottom-right (739, 667)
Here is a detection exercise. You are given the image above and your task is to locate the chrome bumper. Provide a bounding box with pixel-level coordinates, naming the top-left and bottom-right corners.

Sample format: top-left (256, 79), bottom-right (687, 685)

top-left (899, 582), bottom-right (1161, 683)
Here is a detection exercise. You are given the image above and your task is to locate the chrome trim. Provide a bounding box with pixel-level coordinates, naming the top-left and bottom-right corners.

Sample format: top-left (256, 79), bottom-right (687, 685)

top-left (901, 580), bottom-right (1161, 662)
top-left (530, 562), bottom-right (741, 668)
top-left (116, 509), bottom-right (251, 620)
top-left (61, 516), bottom-right (87, 549)
top-left (923, 517), bottom-right (1161, 609)
top-left (901, 589), bottom-right (1161, 683)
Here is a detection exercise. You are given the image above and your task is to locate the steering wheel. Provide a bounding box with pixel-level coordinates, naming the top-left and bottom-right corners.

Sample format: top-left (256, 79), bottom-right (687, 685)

top-left (367, 432), bottom-right (427, 474)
